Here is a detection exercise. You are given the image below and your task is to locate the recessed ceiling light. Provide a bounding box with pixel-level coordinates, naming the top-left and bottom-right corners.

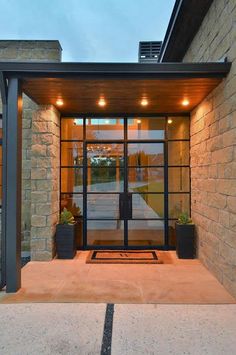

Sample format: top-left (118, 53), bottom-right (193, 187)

top-left (98, 98), bottom-right (106, 107)
top-left (168, 119), bottom-right (173, 124)
top-left (56, 99), bottom-right (64, 106)
top-left (182, 99), bottom-right (190, 106)
top-left (141, 98), bottom-right (148, 106)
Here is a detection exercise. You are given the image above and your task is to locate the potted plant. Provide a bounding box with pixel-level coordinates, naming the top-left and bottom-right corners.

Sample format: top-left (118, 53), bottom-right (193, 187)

top-left (176, 212), bottom-right (195, 259)
top-left (55, 208), bottom-right (76, 259)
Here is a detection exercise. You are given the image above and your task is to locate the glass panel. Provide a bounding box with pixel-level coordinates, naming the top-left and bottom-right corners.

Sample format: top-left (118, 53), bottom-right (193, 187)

top-left (61, 118), bottom-right (83, 140)
top-left (87, 143), bottom-right (124, 167)
top-left (128, 168), bottom-right (164, 192)
top-left (87, 220), bottom-right (124, 246)
top-left (128, 220), bottom-right (164, 246)
top-left (86, 118), bottom-right (124, 140)
top-left (87, 167), bottom-right (124, 192)
top-left (168, 194), bottom-right (190, 218)
top-left (60, 193), bottom-right (83, 215)
top-left (168, 141), bottom-right (189, 165)
top-left (61, 168), bottom-right (83, 192)
top-left (168, 167), bottom-right (190, 192)
top-left (168, 220), bottom-right (177, 247)
top-left (128, 143), bottom-right (164, 166)
top-left (167, 117), bottom-right (189, 140)
top-left (61, 142), bottom-right (83, 166)
top-left (132, 193), bottom-right (164, 219)
top-left (127, 118), bottom-right (165, 140)
top-left (87, 194), bottom-right (120, 219)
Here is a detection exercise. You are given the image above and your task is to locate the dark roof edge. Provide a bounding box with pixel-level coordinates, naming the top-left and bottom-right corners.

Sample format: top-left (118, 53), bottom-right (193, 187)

top-left (159, 0), bottom-right (214, 62)
top-left (0, 61), bottom-right (231, 77)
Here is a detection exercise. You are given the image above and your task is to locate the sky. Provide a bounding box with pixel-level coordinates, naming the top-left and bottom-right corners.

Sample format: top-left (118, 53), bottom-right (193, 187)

top-left (0, 0), bottom-right (175, 62)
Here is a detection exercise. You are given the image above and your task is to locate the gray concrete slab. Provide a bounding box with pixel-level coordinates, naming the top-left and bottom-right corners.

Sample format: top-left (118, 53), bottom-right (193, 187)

top-left (0, 303), bottom-right (106, 355)
top-left (112, 304), bottom-right (236, 355)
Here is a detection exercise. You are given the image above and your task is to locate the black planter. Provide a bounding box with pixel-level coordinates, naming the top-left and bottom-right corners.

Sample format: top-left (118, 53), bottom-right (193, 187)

top-left (55, 224), bottom-right (76, 259)
top-left (175, 222), bottom-right (195, 259)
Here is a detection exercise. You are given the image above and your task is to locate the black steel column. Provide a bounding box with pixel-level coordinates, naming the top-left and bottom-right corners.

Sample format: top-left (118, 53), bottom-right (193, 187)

top-left (0, 72), bottom-right (7, 289)
top-left (6, 78), bottom-right (22, 293)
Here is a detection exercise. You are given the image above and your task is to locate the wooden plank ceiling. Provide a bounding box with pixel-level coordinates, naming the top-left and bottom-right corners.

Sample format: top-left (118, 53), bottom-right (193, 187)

top-left (22, 77), bottom-right (222, 114)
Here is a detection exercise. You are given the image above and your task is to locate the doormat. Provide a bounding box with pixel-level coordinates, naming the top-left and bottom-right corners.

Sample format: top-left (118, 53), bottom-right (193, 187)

top-left (86, 250), bottom-right (163, 264)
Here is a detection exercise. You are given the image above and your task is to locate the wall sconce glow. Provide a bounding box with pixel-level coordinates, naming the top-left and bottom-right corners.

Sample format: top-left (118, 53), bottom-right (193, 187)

top-left (141, 98), bottom-right (148, 106)
top-left (168, 119), bottom-right (173, 124)
top-left (137, 119), bottom-right (141, 124)
top-left (182, 99), bottom-right (190, 106)
top-left (98, 98), bottom-right (106, 107)
top-left (56, 99), bottom-right (64, 106)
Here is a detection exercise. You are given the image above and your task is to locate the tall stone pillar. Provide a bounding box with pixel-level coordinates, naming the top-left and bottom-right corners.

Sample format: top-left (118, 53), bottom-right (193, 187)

top-left (31, 106), bottom-right (60, 261)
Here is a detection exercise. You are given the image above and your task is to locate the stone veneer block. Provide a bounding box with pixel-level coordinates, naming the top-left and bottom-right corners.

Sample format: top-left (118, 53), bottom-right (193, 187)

top-left (30, 106), bottom-right (60, 261)
top-left (183, 0), bottom-right (236, 298)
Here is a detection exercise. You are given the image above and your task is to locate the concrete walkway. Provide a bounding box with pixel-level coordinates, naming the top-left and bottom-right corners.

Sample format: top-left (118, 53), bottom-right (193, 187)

top-left (0, 303), bottom-right (236, 355)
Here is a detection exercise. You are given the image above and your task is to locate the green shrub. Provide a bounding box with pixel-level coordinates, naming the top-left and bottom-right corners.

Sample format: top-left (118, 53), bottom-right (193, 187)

top-left (59, 208), bottom-right (75, 225)
top-left (177, 212), bottom-right (192, 225)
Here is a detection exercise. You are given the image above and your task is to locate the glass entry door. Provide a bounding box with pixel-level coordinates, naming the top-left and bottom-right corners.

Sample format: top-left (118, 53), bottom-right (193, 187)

top-left (85, 118), bottom-right (166, 248)
top-left (60, 116), bottom-right (190, 249)
top-left (86, 142), bottom-right (125, 246)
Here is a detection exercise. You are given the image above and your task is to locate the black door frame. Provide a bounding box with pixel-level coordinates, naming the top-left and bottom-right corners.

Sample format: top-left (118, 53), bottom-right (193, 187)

top-left (60, 115), bottom-right (191, 251)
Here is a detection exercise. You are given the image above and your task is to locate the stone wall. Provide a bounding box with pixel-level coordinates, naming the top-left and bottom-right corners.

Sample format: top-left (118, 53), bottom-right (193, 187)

top-left (31, 106), bottom-right (60, 261)
top-left (183, 0), bottom-right (236, 297)
top-left (0, 40), bottom-right (62, 258)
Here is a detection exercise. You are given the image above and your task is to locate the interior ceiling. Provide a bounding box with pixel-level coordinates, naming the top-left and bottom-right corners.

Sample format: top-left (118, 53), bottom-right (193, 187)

top-left (22, 77), bottom-right (222, 115)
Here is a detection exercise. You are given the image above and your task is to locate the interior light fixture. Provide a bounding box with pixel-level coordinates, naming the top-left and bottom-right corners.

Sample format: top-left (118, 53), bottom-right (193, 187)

top-left (56, 99), bottom-right (64, 106)
top-left (137, 119), bottom-right (142, 124)
top-left (168, 119), bottom-right (173, 124)
top-left (141, 98), bottom-right (148, 106)
top-left (182, 99), bottom-right (190, 106)
top-left (98, 98), bottom-right (106, 107)
top-left (105, 119), bottom-right (110, 124)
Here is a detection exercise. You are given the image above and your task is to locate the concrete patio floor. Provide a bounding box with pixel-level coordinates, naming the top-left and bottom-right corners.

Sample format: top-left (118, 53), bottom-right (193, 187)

top-left (1, 251), bottom-right (235, 304)
top-left (0, 303), bottom-right (236, 355)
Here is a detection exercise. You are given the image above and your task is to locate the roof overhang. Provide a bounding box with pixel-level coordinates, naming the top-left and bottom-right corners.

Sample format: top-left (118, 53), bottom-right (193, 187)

top-left (159, 0), bottom-right (214, 62)
top-left (0, 61), bottom-right (231, 115)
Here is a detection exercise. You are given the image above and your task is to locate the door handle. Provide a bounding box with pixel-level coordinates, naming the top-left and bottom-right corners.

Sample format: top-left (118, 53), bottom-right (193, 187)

top-left (127, 193), bottom-right (132, 219)
top-left (119, 194), bottom-right (125, 219)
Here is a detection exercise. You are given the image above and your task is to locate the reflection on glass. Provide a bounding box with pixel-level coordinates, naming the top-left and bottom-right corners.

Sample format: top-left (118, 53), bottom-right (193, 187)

top-left (128, 168), bottom-right (164, 192)
top-left (128, 143), bottom-right (164, 166)
top-left (87, 194), bottom-right (120, 219)
top-left (128, 118), bottom-right (165, 139)
top-left (167, 117), bottom-right (190, 139)
top-left (61, 142), bottom-right (83, 166)
top-left (61, 118), bottom-right (83, 140)
top-left (60, 193), bottom-right (83, 215)
top-left (168, 167), bottom-right (190, 192)
top-left (86, 118), bottom-right (124, 140)
top-left (87, 167), bottom-right (124, 192)
top-left (87, 143), bottom-right (124, 167)
top-left (132, 193), bottom-right (164, 218)
top-left (61, 168), bottom-right (83, 192)
top-left (168, 194), bottom-right (190, 218)
top-left (128, 220), bottom-right (164, 246)
top-left (87, 220), bottom-right (124, 246)
top-left (168, 141), bottom-right (189, 166)
top-left (168, 220), bottom-right (177, 247)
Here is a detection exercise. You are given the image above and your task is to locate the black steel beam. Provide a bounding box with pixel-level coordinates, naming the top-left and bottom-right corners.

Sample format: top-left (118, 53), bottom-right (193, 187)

top-left (5, 78), bottom-right (22, 293)
top-left (0, 72), bottom-right (7, 289)
top-left (0, 61), bottom-right (231, 78)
